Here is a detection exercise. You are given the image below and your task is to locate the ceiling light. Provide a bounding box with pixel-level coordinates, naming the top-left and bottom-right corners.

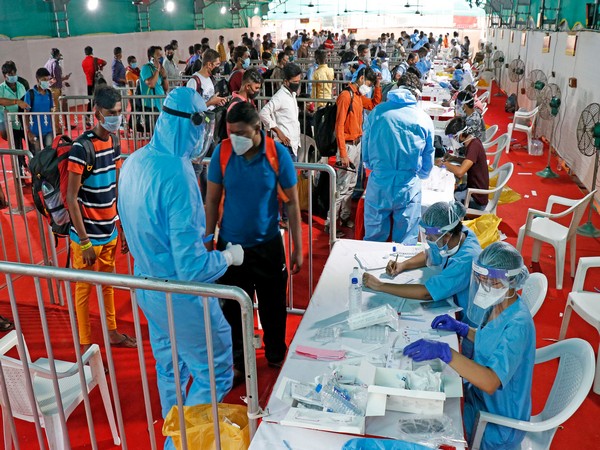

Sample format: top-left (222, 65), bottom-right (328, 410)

top-left (404, 2), bottom-right (410, 7)
top-left (165, 0), bottom-right (175, 12)
top-left (87, 0), bottom-right (99, 11)
top-left (254, 6), bottom-right (259, 14)
top-left (220, 5), bottom-right (227, 14)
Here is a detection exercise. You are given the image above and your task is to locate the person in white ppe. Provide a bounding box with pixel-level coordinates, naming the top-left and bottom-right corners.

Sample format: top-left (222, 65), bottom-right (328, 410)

top-left (403, 242), bottom-right (535, 450)
top-left (362, 74), bottom-right (435, 244)
top-left (117, 87), bottom-right (244, 429)
top-left (363, 201), bottom-right (481, 313)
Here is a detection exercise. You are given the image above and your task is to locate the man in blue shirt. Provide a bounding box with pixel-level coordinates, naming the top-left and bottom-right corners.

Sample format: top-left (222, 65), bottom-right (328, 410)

top-left (24, 67), bottom-right (54, 151)
top-left (111, 47), bottom-right (127, 89)
top-left (140, 45), bottom-right (168, 111)
top-left (205, 102), bottom-right (303, 383)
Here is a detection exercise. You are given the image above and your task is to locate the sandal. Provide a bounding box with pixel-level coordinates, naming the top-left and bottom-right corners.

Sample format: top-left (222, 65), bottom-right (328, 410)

top-left (0, 316), bottom-right (15, 332)
top-left (110, 333), bottom-right (137, 348)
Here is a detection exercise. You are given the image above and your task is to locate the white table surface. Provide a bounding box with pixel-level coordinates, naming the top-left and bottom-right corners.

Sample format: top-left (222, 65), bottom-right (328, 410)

top-left (419, 100), bottom-right (455, 120)
top-left (250, 239), bottom-right (466, 450)
top-left (421, 166), bottom-right (456, 210)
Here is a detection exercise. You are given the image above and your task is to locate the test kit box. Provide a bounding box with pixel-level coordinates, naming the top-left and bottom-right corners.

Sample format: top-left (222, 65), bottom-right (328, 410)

top-left (279, 361), bottom-right (462, 435)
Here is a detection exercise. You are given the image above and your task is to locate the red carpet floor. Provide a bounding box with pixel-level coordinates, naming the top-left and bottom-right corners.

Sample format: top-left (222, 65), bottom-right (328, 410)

top-left (1, 81), bottom-right (600, 448)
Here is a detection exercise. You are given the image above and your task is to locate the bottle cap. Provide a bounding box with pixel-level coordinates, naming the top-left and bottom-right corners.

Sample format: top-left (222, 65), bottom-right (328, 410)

top-left (315, 384), bottom-right (323, 393)
top-left (351, 277), bottom-right (358, 284)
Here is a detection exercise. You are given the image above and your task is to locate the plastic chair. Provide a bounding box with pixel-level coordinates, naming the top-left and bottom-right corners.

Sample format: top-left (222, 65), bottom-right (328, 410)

top-left (470, 338), bottom-right (595, 450)
top-left (476, 70), bottom-right (494, 105)
top-left (478, 90), bottom-right (491, 106)
top-left (506, 107), bottom-right (539, 153)
top-left (558, 256), bottom-right (600, 394)
top-left (483, 133), bottom-right (510, 170)
top-left (516, 190), bottom-right (597, 289)
top-left (464, 162), bottom-right (513, 217)
top-left (520, 272), bottom-right (548, 317)
top-left (0, 331), bottom-right (120, 449)
top-left (299, 134), bottom-right (318, 163)
top-left (482, 124), bottom-right (498, 144)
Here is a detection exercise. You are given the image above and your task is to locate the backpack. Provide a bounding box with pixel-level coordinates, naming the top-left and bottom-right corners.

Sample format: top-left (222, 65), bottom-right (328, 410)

top-left (313, 88), bottom-right (354, 157)
top-left (381, 82), bottom-right (397, 102)
top-left (29, 135), bottom-right (96, 239)
top-left (93, 57), bottom-right (107, 87)
top-left (505, 93), bottom-right (518, 113)
top-left (263, 68), bottom-right (275, 97)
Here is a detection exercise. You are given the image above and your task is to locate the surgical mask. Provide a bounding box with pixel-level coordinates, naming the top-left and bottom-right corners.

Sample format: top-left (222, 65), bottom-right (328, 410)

top-left (40, 80), bottom-right (50, 90)
top-left (438, 232), bottom-right (463, 257)
top-left (456, 105), bottom-right (466, 117)
top-left (289, 55), bottom-right (295, 62)
top-left (242, 58), bottom-right (251, 69)
top-left (7, 75), bottom-right (18, 84)
top-left (473, 285), bottom-right (509, 310)
top-left (288, 82), bottom-right (300, 93)
top-left (230, 133), bottom-right (254, 155)
top-left (99, 113), bottom-right (122, 133)
top-left (130, 62), bottom-right (138, 69)
top-left (359, 84), bottom-right (372, 96)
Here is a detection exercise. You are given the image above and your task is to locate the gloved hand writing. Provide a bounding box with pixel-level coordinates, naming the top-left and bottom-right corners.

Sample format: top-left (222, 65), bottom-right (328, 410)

top-left (403, 339), bottom-right (452, 364)
top-left (223, 242), bottom-right (244, 266)
top-left (431, 314), bottom-right (469, 338)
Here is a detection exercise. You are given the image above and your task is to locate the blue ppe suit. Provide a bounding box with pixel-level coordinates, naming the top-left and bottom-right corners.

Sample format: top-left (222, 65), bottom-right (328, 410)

top-left (424, 226), bottom-right (482, 314)
top-left (117, 88), bottom-right (233, 422)
top-left (362, 88), bottom-right (435, 244)
top-left (464, 298), bottom-right (535, 449)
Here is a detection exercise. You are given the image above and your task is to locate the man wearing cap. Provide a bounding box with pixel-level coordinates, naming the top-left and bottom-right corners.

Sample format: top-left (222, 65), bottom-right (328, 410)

top-left (362, 73), bottom-right (435, 244)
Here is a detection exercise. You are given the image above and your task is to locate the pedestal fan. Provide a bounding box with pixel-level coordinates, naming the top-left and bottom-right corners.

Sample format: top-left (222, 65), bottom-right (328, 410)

top-left (536, 83), bottom-right (561, 178)
top-left (576, 103), bottom-right (600, 237)
top-left (507, 57), bottom-right (526, 108)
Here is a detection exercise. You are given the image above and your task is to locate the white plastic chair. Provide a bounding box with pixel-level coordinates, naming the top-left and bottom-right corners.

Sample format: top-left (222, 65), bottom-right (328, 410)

top-left (483, 133), bottom-right (510, 170)
top-left (516, 190), bottom-right (597, 289)
top-left (478, 90), bottom-right (491, 106)
top-left (470, 338), bottom-right (595, 450)
top-left (482, 124), bottom-right (498, 144)
top-left (476, 70), bottom-right (494, 105)
top-left (464, 162), bottom-right (514, 217)
top-left (299, 134), bottom-right (318, 163)
top-left (506, 107), bottom-right (540, 153)
top-left (520, 273), bottom-right (548, 317)
top-left (559, 256), bottom-right (600, 394)
top-left (0, 331), bottom-right (120, 449)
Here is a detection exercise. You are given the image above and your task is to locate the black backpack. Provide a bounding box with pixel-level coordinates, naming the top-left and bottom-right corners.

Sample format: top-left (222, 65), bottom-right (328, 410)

top-left (505, 94), bottom-right (518, 113)
top-left (313, 88), bottom-right (354, 157)
top-left (29, 135), bottom-right (96, 239)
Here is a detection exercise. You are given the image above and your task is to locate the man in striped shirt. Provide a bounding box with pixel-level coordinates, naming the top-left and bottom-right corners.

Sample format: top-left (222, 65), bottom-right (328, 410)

top-left (66, 86), bottom-right (136, 352)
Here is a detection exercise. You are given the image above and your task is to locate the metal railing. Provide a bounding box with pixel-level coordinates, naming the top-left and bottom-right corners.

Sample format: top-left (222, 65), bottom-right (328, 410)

top-left (0, 260), bottom-right (259, 450)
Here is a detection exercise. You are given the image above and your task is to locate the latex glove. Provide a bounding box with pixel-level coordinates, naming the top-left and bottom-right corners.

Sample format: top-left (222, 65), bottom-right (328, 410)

top-left (403, 339), bottom-right (452, 364)
top-left (431, 314), bottom-right (469, 338)
top-left (222, 242), bottom-right (244, 266)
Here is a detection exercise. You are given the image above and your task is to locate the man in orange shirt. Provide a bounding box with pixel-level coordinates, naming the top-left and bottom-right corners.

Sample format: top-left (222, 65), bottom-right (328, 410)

top-left (329, 67), bottom-right (381, 234)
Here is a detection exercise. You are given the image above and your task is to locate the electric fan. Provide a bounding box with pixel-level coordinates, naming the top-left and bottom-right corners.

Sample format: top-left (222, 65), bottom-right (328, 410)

top-left (484, 42), bottom-right (494, 70)
top-left (524, 69), bottom-right (547, 102)
top-left (507, 58), bottom-right (526, 107)
top-left (576, 103), bottom-right (600, 237)
top-left (536, 83), bottom-right (561, 178)
top-left (492, 50), bottom-right (505, 95)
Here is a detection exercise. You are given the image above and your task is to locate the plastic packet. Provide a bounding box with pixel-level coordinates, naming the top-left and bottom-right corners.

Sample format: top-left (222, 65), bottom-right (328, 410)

top-left (361, 325), bottom-right (390, 344)
top-left (347, 304), bottom-right (400, 331)
top-left (313, 325), bottom-right (344, 343)
top-left (397, 414), bottom-right (467, 447)
top-left (407, 365), bottom-right (442, 392)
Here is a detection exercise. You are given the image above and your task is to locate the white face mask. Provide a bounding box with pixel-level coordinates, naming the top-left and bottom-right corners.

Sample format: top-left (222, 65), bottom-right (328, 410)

top-left (473, 285), bottom-right (509, 310)
top-left (359, 84), bottom-right (372, 96)
top-left (230, 133), bottom-right (254, 155)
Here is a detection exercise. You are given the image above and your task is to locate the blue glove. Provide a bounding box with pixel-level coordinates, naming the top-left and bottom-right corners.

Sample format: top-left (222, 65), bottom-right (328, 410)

top-left (403, 339), bottom-right (452, 364)
top-left (431, 314), bottom-right (469, 338)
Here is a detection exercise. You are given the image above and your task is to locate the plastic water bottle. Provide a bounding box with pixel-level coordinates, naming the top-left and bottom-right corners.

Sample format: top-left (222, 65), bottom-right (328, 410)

top-left (349, 275), bottom-right (362, 317)
top-left (41, 181), bottom-right (69, 225)
top-left (315, 382), bottom-right (362, 416)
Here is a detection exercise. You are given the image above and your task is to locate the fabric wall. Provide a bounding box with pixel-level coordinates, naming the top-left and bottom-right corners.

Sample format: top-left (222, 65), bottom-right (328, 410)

top-left (0, 26), bottom-right (262, 97)
top-left (489, 28), bottom-right (600, 201)
top-left (493, 0), bottom-right (590, 29)
top-left (0, 0), bottom-right (252, 38)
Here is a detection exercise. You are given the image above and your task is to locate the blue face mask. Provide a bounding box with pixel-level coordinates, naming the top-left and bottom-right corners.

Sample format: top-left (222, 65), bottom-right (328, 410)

top-left (7, 75), bottom-right (18, 84)
top-left (130, 62), bottom-right (138, 69)
top-left (100, 113), bottom-right (122, 133)
top-left (242, 58), bottom-right (251, 69)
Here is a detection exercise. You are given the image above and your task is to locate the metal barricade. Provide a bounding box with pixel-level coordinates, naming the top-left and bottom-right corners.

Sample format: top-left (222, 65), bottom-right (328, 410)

top-left (0, 261), bottom-right (259, 450)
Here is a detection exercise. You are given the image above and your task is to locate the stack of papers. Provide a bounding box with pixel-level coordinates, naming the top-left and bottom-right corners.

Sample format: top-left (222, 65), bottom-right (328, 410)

top-left (295, 345), bottom-right (346, 361)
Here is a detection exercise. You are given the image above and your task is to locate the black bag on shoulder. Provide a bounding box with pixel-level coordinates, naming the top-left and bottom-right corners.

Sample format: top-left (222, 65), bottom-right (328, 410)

top-left (313, 88), bottom-right (353, 157)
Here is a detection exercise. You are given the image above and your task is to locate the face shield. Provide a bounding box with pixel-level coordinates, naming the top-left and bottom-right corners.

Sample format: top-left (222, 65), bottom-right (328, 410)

top-left (419, 210), bottom-right (461, 266)
top-left (467, 262), bottom-right (522, 327)
top-left (162, 104), bottom-right (214, 161)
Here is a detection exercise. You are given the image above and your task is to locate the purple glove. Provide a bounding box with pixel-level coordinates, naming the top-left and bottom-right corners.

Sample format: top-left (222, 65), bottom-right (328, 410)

top-left (431, 314), bottom-right (469, 338)
top-left (403, 339), bottom-right (452, 364)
